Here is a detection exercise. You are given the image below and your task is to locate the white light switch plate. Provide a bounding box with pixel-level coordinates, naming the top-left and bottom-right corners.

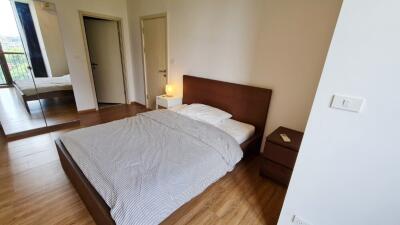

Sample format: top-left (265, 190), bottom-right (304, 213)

top-left (331, 95), bottom-right (364, 112)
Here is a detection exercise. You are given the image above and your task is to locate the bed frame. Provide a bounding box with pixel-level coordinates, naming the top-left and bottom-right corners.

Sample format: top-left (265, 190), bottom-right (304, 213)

top-left (13, 81), bottom-right (74, 114)
top-left (56, 75), bottom-right (272, 225)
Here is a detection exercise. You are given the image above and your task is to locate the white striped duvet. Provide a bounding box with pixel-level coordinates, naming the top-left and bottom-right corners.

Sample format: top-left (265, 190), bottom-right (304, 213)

top-left (60, 110), bottom-right (243, 225)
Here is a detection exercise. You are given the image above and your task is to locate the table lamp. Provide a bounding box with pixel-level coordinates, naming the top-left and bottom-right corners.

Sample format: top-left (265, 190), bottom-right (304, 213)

top-left (165, 84), bottom-right (173, 97)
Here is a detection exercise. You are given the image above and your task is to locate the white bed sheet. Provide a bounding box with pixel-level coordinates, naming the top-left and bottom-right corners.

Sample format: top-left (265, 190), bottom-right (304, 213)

top-left (216, 119), bottom-right (255, 144)
top-left (14, 74), bottom-right (72, 96)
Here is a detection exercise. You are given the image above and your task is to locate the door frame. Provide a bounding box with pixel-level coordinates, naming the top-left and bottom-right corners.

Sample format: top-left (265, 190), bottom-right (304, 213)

top-left (140, 13), bottom-right (168, 108)
top-left (79, 11), bottom-right (128, 110)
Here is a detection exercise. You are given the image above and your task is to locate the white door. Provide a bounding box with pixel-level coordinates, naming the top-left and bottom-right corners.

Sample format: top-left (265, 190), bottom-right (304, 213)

top-left (142, 16), bottom-right (167, 109)
top-left (84, 18), bottom-right (125, 104)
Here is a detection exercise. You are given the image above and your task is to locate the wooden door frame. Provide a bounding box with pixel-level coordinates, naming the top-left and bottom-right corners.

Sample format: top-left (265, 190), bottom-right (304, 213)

top-left (79, 11), bottom-right (128, 110)
top-left (140, 13), bottom-right (168, 108)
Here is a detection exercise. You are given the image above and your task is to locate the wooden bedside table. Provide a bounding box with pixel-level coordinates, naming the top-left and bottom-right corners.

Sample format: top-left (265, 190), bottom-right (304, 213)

top-left (156, 95), bottom-right (182, 109)
top-left (260, 126), bottom-right (303, 186)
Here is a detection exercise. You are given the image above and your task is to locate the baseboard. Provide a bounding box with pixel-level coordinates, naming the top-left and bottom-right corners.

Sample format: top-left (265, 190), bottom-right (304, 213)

top-left (78, 108), bottom-right (97, 114)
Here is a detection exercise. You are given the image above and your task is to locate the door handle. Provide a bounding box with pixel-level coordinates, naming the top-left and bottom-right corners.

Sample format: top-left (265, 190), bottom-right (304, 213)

top-left (158, 69), bottom-right (167, 73)
top-left (91, 63), bottom-right (98, 71)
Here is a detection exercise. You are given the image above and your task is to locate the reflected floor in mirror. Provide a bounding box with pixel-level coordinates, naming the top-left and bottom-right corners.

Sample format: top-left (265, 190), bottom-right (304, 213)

top-left (0, 87), bottom-right (78, 134)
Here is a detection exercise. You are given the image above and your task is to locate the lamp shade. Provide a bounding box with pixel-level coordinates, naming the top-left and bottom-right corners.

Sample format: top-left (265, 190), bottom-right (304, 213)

top-left (165, 84), bottom-right (173, 97)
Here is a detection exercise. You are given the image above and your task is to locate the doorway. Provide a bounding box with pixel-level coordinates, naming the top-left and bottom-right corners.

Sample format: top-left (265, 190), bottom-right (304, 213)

top-left (82, 15), bottom-right (127, 109)
top-left (141, 14), bottom-right (167, 109)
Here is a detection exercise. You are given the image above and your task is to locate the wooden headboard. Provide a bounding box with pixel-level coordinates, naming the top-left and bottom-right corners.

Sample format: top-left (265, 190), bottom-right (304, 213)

top-left (182, 75), bottom-right (272, 138)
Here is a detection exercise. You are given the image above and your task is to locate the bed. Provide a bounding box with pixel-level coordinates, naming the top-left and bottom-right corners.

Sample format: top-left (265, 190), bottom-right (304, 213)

top-left (56, 75), bottom-right (272, 225)
top-left (13, 75), bottom-right (73, 113)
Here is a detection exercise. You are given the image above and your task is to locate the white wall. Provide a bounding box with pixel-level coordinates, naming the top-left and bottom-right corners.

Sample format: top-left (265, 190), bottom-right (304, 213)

top-left (54, 0), bottom-right (135, 111)
top-left (278, 0), bottom-right (400, 225)
top-left (30, 0), bottom-right (69, 77)
top-left (128, 0), bottom-right (342, 134)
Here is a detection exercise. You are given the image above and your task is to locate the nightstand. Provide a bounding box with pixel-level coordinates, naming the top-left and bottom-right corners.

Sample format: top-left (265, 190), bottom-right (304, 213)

top-left (260, 126), bottom-right (303, 186)
top-left (155, 95), bottom-right (182, 109)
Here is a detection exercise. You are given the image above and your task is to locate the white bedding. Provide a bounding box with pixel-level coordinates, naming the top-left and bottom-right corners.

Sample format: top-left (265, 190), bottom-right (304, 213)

top-left (14, 74), bottom-right (72, 96)
top-left (176, 103), bottom-right (232, 125)
top-left (216, 119), bottom-right (255, 144)
top-left (171, 104), bottom-right (255, 144)
top-left (61, 110), bottom-right (243, 225)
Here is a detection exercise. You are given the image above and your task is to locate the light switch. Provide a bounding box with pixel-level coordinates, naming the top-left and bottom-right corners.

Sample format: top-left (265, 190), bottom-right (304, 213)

top-left (331, 95), bottom-right (364, 112)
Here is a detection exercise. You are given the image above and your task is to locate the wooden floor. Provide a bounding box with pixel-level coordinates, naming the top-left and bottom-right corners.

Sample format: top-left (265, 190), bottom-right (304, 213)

top-left (0, 87), bottom-right (79, 135)
top-left (0, 104), bottom-right (286, 225)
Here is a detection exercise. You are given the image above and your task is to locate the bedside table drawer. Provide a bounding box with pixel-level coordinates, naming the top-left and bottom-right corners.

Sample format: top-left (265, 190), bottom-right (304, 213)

top-left (260, 158), bottom-right (292, 186)
top-left (263, 142), bottom-right (298, 169)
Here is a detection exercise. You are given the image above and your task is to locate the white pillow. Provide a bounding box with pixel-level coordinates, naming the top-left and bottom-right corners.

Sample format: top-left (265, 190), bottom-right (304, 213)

top-left (168, 104), bottom-right (187, 112)
top-left (177, 103), bottom-right (232, 125)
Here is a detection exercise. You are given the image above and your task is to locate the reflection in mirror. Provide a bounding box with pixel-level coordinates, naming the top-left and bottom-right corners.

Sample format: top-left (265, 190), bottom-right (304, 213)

top-left (30, 1), bottom-right (79, 127)
top-left (0, 0), bottom-right (78, 139)
top-left (0, 0), bottom-right (46, 135)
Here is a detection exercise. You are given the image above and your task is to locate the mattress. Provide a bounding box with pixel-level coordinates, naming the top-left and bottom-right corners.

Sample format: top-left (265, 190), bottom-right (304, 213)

top-left (61, 110), bottom-right (242, 225)
top-left (216, 119), bottom-right (255, 144)
top-left (14, 74), bottom-right (72, 96)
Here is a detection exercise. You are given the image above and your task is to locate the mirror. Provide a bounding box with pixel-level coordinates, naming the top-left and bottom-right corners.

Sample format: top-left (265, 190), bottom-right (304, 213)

top-left (26, 0), bottom-right (79, 127)
top-left (0, 0), bottom-right (79, 138)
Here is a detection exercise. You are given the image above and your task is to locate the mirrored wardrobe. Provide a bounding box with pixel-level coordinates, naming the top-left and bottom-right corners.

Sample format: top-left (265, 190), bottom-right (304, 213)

top-left (0, 0), bottom-right (79, 139)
